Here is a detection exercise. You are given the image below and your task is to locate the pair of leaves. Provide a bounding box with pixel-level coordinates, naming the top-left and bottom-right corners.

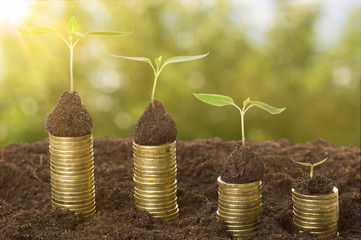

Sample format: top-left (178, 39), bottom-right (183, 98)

top-left (293, 157), bottom-right (328, 168)
top-left (17, 16), bottom-right (132, 38)
top-left (111, 53), bottom-right (209, 73)
top-left (193, 93), bottom-right (286, 115)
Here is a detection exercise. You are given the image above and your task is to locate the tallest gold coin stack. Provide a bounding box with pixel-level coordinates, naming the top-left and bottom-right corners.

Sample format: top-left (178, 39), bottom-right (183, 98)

top-left (133, 141), bottom-right (179, 223)
top-left (49, 134), bottom-right (96, 217)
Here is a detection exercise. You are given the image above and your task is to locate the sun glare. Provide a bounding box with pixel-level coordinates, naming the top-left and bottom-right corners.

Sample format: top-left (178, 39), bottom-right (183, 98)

top-left (0, 0), bottom-right (33, 26)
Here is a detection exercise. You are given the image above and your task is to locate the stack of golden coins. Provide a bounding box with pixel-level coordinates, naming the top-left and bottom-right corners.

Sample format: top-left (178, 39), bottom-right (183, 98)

top-left (49, 134), bottom-right (96, 218)
top-left (133, 141), bottom-right (179, 223)
top-left (292, 187), bottom-right (339, 238)
top-left (217, 177), bottom-right (262, 239)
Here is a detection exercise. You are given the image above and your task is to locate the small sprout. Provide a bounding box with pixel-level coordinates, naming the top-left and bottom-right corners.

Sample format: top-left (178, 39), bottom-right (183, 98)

top-left (293, 157), bottom-right (328, 179)
top-left (193, 94), bottom-right (286, 146)
top-left (17, 16), bottom-right (132, 93)
top-left (111, 52), bottom-right (209, 107)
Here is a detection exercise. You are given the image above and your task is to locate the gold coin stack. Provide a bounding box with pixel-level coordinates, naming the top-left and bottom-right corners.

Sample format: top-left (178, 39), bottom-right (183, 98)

top-left (49, 134), bottom-right (96, 218)
top-left (292, 187), bottom-right (339, 238)
top-left (133, 141), bottom-right (179, 223)
top-left (217, 177), bottom-right (262, 239)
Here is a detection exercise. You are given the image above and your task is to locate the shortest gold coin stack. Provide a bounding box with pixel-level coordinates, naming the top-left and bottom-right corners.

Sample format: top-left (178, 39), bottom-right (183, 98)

top-left (292, 187), bottom-right (339, 238)
top-left (217, 177), bottom-right (262, 239)
top-left (133, 141), bottom-right (179, 223)
top-left (49, 134), bottom-right (96, 218)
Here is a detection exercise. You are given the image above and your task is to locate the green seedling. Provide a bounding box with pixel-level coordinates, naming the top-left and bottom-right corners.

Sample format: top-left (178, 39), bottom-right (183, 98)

top-left (293, 157), bottom-right (328, 179)
top-left (111, 53), bottom-right (209, 107)
top-left (17, 16), bottom-right (132, 93)
top-left (193, 93), bottom-right (286, 146)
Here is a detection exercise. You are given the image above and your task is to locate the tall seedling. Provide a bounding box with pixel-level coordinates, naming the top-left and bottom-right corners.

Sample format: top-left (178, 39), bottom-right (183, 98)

top-left (111, 53), bottom-right (209, 107)
top-left (17, 16), bottom-right (132, 93)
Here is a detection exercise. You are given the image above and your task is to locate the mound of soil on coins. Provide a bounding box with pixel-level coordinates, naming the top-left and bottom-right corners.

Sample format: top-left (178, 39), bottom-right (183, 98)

top-left (45, 91), bottom-right (93, 137)
top-left (0, 138), bottom-right (360, 239)
top-left (221, 145), bottom-right (264, 184)
top-left (293, 172), bottom-right (334, 195)
top-left (134, 99), bottom-right (177, 146)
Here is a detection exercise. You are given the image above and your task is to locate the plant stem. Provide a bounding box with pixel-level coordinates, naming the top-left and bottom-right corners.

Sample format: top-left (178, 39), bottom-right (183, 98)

top-left (151, 74), bottom-right (158, 108)
top-left (310, 165), bottom-right (314, 179)
top-left (70, 46), bottom-right (74, 93)
top-left (241, 111), bottom-right (245, 146)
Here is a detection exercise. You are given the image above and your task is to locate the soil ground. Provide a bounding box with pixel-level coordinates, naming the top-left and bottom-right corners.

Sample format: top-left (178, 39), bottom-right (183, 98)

top-left (0, 137), bottom-right (360, 239)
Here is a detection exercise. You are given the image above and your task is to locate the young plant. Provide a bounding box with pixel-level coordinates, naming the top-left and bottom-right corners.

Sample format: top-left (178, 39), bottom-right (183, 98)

top-left (293, 157), bottom-right (328, 179)
top-left (111, 53), bottom-right (209, 107)
top-left (193, 94), bottom-right (286, 146)
top-left (17, 16), bottom-right (132, 93)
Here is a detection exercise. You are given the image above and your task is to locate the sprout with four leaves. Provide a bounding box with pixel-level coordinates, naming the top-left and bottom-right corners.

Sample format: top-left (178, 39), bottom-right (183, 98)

top-left (111, 53), bottom-right (209, 107)
top-left (17, 16), bottom-right (132, 93)
top-left (293, 157), bottom-right (328, 179)
top-left (193, 94), bottom-right (286, 146)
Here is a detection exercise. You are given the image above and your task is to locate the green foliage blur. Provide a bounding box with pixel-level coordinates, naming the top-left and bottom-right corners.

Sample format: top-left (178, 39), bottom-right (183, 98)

top-left (0, 0), bottom-right (359, 146)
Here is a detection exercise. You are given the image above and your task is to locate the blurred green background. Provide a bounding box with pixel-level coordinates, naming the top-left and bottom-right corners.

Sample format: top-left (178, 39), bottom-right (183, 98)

top-left (0, 0), bottom-right (359, 146)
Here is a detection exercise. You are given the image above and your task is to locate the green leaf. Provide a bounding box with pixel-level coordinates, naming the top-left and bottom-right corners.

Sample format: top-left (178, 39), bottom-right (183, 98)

top-left (293, 160), bottom-right (312, 167)
top-left (84, 31), bottom-right (133, 36)
top-left (313, 157), bottom-right (328, 167)
top-left (193, 93), bottom-right (235, 107)
top-left (110, 55), bottom-right (153, 67)
top-left (247, 101), bottom-right (286, 114)
top-left (243, 97), bottom-right (251, 107)
top-left (155, 56), bottom-right (162, 69)
top-left (16, 26), bottom-right (58, 36)
top-left (163, 52), bottom-right (209, 67)
top-left (68, 16), bottom-right (79, 33)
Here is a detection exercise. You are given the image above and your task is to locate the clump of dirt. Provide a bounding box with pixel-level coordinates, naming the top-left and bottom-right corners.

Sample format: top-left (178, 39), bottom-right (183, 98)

top-left (293, 172), bottom-right (334, 195)
top-left (221, 145), bottom-right (264, 184)
top-left (0, 137), bottom-right (360, 239)
top-left (134, 99), bottom-right (177, 145)
top-left (45, 91), bottom-right (93, 137)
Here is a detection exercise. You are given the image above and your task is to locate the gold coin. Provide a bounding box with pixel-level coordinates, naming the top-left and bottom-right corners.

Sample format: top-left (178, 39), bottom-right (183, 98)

top-left (292, 187), bottom-right (338, 200)
top-left (292, 196), bottom-right (338, 206)
top-left (217, 210), bottom-right (260, 221)
top-left (134, 165), bottom-right (177, 175)
top-left (50, 151), bottom-right (94, 160)
top-left (218, 207), bottom-right (261, 218)
top-left (52, 197), bottom-right (95, 206)
top-left (135, 186), bottom-right (177, 195)
top-left (293, 202), bottom-right (338, 212)
top-left (49, 134), bottom-right (92, 141)
top-left (134, 194), bottom-right (176, 204)
top-left (51, 173), bottom-right (94, 181)
top-left (52, 202), bottom-right (96, 213)
top-left (217, 177), bottom-right (261, 188)
top-left (135, 198), bottom-right (177, 208)
top-left (52, 187), bottom-right (95, 197)
top-left (133, 141), bottom-right (175, 152)
top-left (218, 198), bottom-right (261, 206)
top-left (133, 162), bottom-right (177, 171)
top-left (50, 139), bottom-right (93, 147)
top-left (50, 165), bottom-right (94, 175)
top-left (134, 171), bottom-right (177, 180)
top-left (133, 175), bottom-right (176, 184)
top-left (50, 143), bottom-right (93, 151)
top-left (293, 208), bottom-right (338, 218)
top-left (134, 191), bottom-right (177, 200)
top-left (224, 219), bottom-right (259, 229)
top-left (51, 171), bottom-right (94, 180)
top-left (50, 154), bottom-right (93, 162)
top-left (218, 204), bottom-right (260, 213)
top-left (50, 160), bottom-right (94, 170)
top-left (218, 192), bottom-right (261, 202)
top-left (134, 177), bottom-right (176, 186)
top-left (150, 207), bottom-right (179, 218)
top-left (133, 156), bottom-right (176, 166)
top-left (219, 188), bottom-right (261, 197)
top-left (52, 192), bottom-right (95, 202)
top-left (293, 210), bottom-right (338, 222)
top-left (148, 206), bottom-right (178, 216)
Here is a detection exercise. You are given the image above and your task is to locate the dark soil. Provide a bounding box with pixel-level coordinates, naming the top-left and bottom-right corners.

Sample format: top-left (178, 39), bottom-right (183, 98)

top-left (293, 172), bottom-right (334, 195)
top-left (134, 99), bottom-right (177, 145)
top-left (221, 145), bottom-right (264, 184)
top-left (0, 137), bottom-right (360, 239)
top-left (45, 91), bottom-right (93, 137)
